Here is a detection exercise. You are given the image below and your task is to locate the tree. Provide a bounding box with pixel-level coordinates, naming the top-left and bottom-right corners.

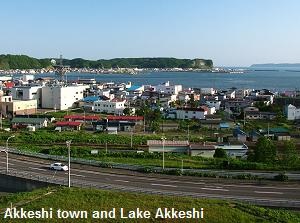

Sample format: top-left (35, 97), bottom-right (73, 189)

top-left (281, 141), bottom-right (299, 166)
top-left (213, 148), bottom-right (228, 158)
top-left (253, 137), bottom-right (277, 163)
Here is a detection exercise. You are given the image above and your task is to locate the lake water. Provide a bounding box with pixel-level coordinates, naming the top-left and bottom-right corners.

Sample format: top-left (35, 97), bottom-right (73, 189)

top-left (32, 69), bottom-right (300, 91)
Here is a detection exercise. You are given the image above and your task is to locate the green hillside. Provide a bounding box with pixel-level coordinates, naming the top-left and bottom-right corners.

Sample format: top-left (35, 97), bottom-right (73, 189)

top-left (0, 187), bottom-right (299, 222)
top-left (0, 54), bottom-right (213, 70)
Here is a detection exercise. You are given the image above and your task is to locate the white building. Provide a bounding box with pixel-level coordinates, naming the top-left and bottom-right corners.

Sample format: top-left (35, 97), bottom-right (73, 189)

top-left (155, 81), bottom-right (182, 95)
top-left (205, 100), bottom-right (221, 110)
top-left (285, 104), bottom-right (300, 120)
top-left (41, 85), bottom-right (88, 110)
top-left (11, 85), bottom-right (43, 107)
top-left (93, 99), bottom-right (126, 114)
top-left (175, 108), bottom-right (207, 120)
top-left (201, 88), bottom-right (216, 95)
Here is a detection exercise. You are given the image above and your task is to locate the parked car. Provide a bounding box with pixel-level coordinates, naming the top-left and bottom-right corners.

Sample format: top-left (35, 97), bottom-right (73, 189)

top-left (50, 163), bottom-right (68, 171)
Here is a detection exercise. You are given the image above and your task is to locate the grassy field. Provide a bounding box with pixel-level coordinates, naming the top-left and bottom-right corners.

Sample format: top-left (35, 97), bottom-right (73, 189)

top-left (0, 187), bottom-right (299, 223)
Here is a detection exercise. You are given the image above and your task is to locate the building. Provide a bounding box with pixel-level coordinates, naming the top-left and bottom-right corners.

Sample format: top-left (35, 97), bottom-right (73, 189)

top-left (154, 81), bottom-right (182, 95)
top-left (0, 96), bottom-right (37, 117)
top-left (285, 104), bottom-right (300, 120)
top-left (64, 114), bottom-right (101, 122)
top-left (245, 111), bottom-right (277, 120)
top-left (92, 120), bottom-right (135, 132)
top-left (147, 140), bottom-right (189, 153)
top-left (205, 100), bottom-right (221, 110)
top-left (175, 108), bottom-right (207, 120)
top-left (41, 84), bottom-right (88, 110)
top-left (11, 117), bottom-right (48, 129)
top-left (11, 85), bottom-right (43, 107)
top-left (55, 121), bottom-right (82, 131)
top-left (214, 144), bottom-right (248, 158)
top-left (93, 99), bottom-right (126, 114)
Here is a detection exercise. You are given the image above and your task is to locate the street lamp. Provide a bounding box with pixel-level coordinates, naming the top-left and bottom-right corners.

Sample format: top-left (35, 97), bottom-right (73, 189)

top-left (2, 135), bottom-right (15, 174)
top-left (66, 140), bottom-right (72, 188)
top-left (161, 136), bottom-right (166, 169)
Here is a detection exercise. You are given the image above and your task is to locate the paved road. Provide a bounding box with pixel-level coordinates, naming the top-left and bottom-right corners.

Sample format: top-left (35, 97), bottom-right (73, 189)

top-left (0, 154), bottom-right (300, 208)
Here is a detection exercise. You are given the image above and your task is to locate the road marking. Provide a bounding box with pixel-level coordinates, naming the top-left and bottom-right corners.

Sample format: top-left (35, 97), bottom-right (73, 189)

top-left (200, 187), bottom-right (229, 192)
top-left (0, 161), bottom-right (15, 166)
top-left (28, 167), bottom-right (46, 171)
top-left (115, 180), bottom-right (129, 183)
top-left (151, 183), bottom-right (178, 188)
top-left (254, 191), bottom-right (283, 195)
top-left (70, 173), bottom-right (85, 177)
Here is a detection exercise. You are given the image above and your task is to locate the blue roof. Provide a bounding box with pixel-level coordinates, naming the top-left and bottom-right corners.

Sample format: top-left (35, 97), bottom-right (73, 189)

top-left (220, 122), bottom-right (229, 128)
top-left (82, 96), bottom-right (100, 102)
top-left (127, 85), bottom-right (142, 91)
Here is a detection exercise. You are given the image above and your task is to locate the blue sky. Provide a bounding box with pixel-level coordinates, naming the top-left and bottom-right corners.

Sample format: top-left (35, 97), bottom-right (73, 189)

top-left (0, 0), bottom-right (299, 66)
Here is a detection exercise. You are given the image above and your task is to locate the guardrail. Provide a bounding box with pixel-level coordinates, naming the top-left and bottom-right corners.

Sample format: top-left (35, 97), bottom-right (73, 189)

top-left (3, 147), bottom-right (300, 180)
top-left (1, 169), bottom-right (300, 208)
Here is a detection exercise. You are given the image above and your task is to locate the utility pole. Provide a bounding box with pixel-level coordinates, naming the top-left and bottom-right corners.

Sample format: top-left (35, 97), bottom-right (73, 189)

top-left (161, 136), bottom-right (166, 169)
top-left (5, 135), bottom-right (15, 174)
top-left (181, 160), bottom-right (184, 174)
top-left (187, 124), bottom-right (190, 143)
top-left (130, 130), bottom-right (133, 149)
top-left (66, 140), bottom-right (72, 188)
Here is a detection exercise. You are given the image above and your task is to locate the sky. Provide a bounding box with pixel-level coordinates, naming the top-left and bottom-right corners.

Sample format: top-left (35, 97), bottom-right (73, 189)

top-left (0, 0), bottom-right (300, 66)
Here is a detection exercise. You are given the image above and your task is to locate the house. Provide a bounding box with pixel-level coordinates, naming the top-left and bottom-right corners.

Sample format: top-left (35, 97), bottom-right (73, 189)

top-left (189, 144), bottom-right (216, 157)
top-left (107, 115), bottom-right (143, 124)
top-left (55, 121), bottom-right (82, 131)
top-left (92, 120), bottom-right (135, 132)
top-left (147, 140), bottom-right (189, 153)
top-left (11, 85), bottom-right (43, 108)
top-left (259, 127), bottom-right (290, 139)
top-left (154, 81), bottom-right (182, 95)
top-left (93, 99), bottom-right (126, 114)
top-left (214, 144), bottom-right (248, 158)
top-left (190, 143), bottom-right (248, 158)
top-left (285, 104), bottom-right (300, 120)
top-left (0, 96), bottom-right (37, 118)
top-left (245, 111), bottom-right (277, 120)
top-left (64, 114), bottom-right (101, 122)
top-left (175, 108), bottom-right (207, 120)
top-left (233, 127), bottom-right (247, 142)
top-left (205, 100), bottom-right (221, 110)
top-left (11, 117), bottom-right (48, 129)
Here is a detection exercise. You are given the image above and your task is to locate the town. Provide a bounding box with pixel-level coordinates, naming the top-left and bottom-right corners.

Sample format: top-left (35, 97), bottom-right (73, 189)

top-left (0, 71), bottom-right (299, 164)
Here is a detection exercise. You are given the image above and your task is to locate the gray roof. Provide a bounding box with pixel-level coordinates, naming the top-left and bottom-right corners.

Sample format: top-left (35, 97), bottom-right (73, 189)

top-left (11, 117), bottom-right (47, 124)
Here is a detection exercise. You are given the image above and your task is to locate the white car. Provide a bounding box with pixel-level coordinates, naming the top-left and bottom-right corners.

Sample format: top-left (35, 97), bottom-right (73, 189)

top-left (50, 163), bottom-right (68, 171)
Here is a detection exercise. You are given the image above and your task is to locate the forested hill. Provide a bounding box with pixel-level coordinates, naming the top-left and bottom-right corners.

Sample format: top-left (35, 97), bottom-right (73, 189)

top-left (0, 54), bottom-right (213, 70)
top-left (0, 54), bottom-right (51, 69)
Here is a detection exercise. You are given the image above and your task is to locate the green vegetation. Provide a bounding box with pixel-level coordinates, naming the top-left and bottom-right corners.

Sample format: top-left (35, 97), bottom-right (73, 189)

top-left (251, 137), bottom-right (277, 163)
top-left (0, 54), bottom-right (213, 70)
top-left (63, 57), bottom-right (213, 69)
top-left (0, 55), bottom-right (51, 70)
top-left (213, 148), bottom-right (227, 159)
top-left (0, 187), bottom-right (299, 223)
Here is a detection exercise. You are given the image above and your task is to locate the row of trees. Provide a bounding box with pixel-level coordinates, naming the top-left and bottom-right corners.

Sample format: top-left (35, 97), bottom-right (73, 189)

top-left (249, 137), bottom-right (299, 166)
top-left (63, 57), bottom-right (213, 69)
top-left (0, 54), bottom-right (213, 70)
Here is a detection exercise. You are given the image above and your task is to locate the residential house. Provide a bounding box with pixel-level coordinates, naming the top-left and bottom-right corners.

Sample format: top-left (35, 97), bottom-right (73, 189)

top-left (175, 108), bottom-right (207, 120)
top-left (12, 117), bottom-right (48, 129)
top-left (93, 99), bottom-right (126, 114)
top-left (285, 104), bottom-right (300, 120)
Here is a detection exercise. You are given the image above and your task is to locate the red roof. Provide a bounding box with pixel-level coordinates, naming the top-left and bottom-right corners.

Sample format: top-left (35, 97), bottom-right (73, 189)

top-left (5, 82), bottom-right (14, 88)
top-left (107, 115), bottom-right (144, 121)
top-left (64, 115), bottom-right (101, 121)
top-left (56, 121), bottom-right (82, 127)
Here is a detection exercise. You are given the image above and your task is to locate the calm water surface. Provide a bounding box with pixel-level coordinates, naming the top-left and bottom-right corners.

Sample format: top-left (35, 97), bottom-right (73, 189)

top-left (30, 69), bottom-right (300, 91)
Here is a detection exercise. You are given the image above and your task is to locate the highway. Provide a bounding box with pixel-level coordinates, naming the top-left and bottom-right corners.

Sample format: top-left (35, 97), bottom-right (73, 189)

top-left (0, 154), bottom-right (300, 208)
